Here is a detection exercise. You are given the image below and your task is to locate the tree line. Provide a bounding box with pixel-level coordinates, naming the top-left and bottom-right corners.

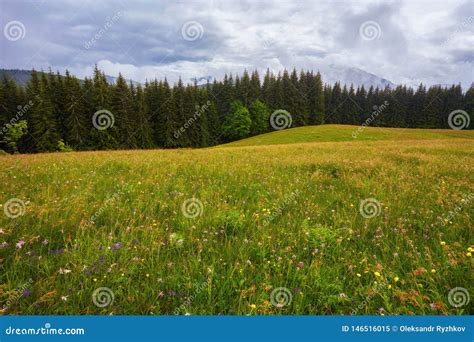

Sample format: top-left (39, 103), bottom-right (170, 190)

top-left (0, 67), bottom-right (472, 153)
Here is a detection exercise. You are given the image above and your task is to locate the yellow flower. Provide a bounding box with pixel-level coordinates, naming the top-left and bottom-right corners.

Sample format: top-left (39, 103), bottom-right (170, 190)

top-left (356, 273), bottom-right (361, 278)
top-left (431, 269), bottom-right (436, 273)
top-left (388, 285), bottom-right (392, 289)
top-left (440, 241), bottom-right (446, 246)
top-left (374, 271), bottom-right (381, 277)
top-left (93, 278), bottom-right (97, 282)
top-left (466, 252), bottom-right (472, 257)
top-left (249, 304), bottom-right (256, 310)
top-left (394, 276), bottom-right (399, 282)
top-left (146, 273), bottom-right (150, 277)
top-left (468, 247), bottom-right (474, 252)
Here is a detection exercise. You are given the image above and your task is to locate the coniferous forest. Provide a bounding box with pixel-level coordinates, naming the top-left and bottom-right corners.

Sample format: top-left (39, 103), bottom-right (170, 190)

top-left (0, 66), bottom-right (472, 154)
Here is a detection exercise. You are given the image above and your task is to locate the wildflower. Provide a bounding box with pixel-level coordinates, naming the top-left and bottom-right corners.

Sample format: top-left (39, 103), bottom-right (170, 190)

top-left (466, 252), bottom-right (472, 257)
top-left (388, 285), bottom-right (392, 289)
top-left (0, 242), bottom-right (8, 248)
top-left (338, 293), bottom-right (348, 299)
top-left (440, 241), bottom-right (446, 246)
top-left (249, 304), bottom-right (256, 310)
top-left (297, 261), bottom-right (305, 269)
top-left (42, 239), bottom-right (49, 245)
top-left (468, 247), bottom-right (474, 253)
top-left (111, 242), bottom-right (122, 253)
top-left (431, 269), bottom-right (436, 273)
top-left (374, 271), bottom-right (381, 277)
top-left (356, 273), bottom-right (361, 277)
top-left (58, 268), bottom-right (71, 274)
top-left (394, 276), bottom-right (399, 283)
top-left (93, 278), bottom-right (97, 282)
top-left (16, 240), bottom-right (25, 249)
top-left (61, 295), bottom-right (68, 301)
top-left (146, 273), bottom-right (150, 277)
top-left (0, 228), bottom-right (4, 234)
top-left (23, 289), bottom-right (30, 297)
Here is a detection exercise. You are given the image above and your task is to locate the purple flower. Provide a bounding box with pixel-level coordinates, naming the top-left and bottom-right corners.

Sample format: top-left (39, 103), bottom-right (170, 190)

top-left (16, 240), bottom-right (25, 249)
top-left (22, 289), bottom-right (30, 297)
top-left (111, 242), bottom-right (122, 253)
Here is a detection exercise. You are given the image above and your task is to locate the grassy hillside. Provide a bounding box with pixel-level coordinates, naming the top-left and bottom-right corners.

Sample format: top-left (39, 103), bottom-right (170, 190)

top-left (222, 124), bottom-right (474, 147)
top-left (0, 127), bottom-right (472, 315)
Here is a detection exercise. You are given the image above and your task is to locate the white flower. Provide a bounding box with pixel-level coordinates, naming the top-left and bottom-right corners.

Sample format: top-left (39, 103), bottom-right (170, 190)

top-left (58, 268), bottom-right (72, 274)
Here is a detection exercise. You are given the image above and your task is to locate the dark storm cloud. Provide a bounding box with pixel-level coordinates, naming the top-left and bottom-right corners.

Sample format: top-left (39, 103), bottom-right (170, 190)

top-left (0, 0), bottom-right (472, 87)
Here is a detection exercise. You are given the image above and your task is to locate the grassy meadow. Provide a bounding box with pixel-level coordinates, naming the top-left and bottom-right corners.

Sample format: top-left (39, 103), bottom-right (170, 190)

top-left (0, 125), bottom-right (473, 315)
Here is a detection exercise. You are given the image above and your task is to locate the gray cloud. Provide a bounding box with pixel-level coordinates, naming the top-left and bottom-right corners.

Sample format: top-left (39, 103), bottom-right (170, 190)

top-left (0, 0), bottom-right (472, 87)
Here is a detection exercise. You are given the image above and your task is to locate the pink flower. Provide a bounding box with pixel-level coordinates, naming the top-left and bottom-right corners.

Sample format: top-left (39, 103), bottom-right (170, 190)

top-left (16, 240), bottom-right (25, 249)
top-left (297, 261), bottom-right (305, 269)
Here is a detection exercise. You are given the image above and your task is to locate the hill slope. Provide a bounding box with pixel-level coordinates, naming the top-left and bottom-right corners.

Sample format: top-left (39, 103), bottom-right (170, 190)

top-left (220, 125), bottom-right (474, 147)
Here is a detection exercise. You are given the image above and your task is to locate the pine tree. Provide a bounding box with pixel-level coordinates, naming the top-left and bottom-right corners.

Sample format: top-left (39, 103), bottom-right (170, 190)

top-left (63, 70), bottom-right (87, 149)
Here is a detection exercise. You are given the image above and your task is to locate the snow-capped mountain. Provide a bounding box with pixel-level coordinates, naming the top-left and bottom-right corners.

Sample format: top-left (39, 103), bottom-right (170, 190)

top-left (318, 64), bottom-right (395, 89)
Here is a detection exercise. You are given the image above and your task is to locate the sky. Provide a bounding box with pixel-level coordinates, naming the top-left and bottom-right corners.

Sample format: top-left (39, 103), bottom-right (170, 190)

top-left (0, 0), bottom-right (473, 88)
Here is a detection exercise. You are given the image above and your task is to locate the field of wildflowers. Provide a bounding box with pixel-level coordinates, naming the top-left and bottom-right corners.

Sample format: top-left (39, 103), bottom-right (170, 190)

top-left (0, 126), bottom-right (473, 315)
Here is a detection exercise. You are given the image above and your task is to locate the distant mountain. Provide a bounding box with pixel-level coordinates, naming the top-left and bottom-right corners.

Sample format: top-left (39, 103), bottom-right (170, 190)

top-left (0, 69), bottom-right (142, 87)
top-left (1, 66), bottom-right (394, 90)
top-left (318, 64), bottom-right (395, 89)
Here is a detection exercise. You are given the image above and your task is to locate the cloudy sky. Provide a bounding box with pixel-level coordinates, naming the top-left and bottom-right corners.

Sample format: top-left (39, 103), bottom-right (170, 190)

top-left (1, 0), bottom-right (473, 87)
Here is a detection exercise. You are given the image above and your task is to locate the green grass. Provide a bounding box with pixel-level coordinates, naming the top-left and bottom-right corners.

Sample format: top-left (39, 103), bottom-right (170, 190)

top-left (0, 125), bottom-right (473, 315)
top-left (222, 124), bottom-right (474, 147)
